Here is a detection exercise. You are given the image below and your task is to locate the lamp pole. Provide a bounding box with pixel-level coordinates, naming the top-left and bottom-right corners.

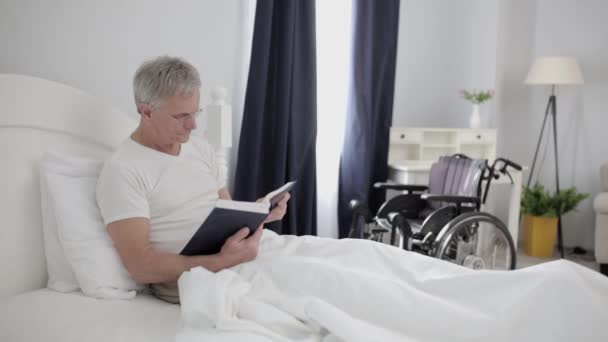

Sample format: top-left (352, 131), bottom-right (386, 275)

top-left (526, 86), bottom-right (554, 188)
top-left (550, 88), bottom-right (565, 259)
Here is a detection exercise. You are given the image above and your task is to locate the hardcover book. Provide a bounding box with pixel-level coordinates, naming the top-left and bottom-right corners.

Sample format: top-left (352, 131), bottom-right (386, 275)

top-left (180, 181), bottom-right (296, 256)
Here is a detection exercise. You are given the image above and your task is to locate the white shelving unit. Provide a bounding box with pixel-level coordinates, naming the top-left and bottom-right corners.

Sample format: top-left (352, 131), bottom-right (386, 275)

top-left (388, 127), bottom-right (497, 169)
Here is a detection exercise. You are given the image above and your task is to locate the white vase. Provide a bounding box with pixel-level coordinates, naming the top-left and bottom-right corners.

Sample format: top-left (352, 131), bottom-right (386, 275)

top-left (469, 104), bottom-right (481, 129)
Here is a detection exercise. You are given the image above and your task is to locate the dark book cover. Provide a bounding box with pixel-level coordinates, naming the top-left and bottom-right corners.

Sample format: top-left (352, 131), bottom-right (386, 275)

top-left (180, 181), bottom-right (296, 256)
top-left (180, 206), bottom-right (268, 256)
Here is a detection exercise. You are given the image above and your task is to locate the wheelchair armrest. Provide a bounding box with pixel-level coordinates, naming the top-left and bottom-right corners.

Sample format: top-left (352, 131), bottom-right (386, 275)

top-left (373, 182), bottom-right (428, 194)
top-left (421, 194), bottom-right (481, 206)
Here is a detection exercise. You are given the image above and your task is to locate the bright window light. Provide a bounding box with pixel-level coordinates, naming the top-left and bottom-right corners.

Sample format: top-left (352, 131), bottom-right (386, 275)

top-left (316, 0), bottom-right (352, 238)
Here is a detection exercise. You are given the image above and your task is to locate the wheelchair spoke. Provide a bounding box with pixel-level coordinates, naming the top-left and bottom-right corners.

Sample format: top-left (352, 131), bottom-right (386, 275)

top-left (435, 213), bottom-right (516, 270)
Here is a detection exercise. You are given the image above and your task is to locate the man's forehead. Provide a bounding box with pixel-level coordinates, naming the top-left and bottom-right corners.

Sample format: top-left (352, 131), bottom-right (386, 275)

top-left (161, 91), bottom-right (200, 110)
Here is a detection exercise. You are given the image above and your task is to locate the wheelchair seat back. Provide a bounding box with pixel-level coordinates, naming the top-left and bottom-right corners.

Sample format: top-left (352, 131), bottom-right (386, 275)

top-left (376, 156), bottom-right (486, 221)
top-left (428, 156), bottom-right (486, 209)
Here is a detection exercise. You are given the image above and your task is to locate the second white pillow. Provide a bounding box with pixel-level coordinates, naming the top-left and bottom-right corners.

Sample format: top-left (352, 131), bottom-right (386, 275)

top-left (43, 153), bottom-right (142, 299)
top-left (39, 154), bottom-right (79, 292)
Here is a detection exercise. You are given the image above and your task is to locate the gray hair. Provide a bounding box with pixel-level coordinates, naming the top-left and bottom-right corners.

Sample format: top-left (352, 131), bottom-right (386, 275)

top-left (133, 56), bottom-right (201, 112)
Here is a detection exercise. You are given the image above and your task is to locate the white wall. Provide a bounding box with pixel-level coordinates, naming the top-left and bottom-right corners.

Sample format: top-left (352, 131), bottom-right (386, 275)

top-left (0, 0), bottom-right (251, 190)
top-left (227, 0), bottom-right (256, 194)
top-left (393, 0), bottom-right (499, 128)
top-left (497, 0), bottom-right (608, 250)
top-left (495, 0), bottom-right (537, 164)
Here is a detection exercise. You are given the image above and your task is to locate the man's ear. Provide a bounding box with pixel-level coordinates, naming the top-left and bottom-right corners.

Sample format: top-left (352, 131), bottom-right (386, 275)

top-left (138, 103), bottom-right (152, 119)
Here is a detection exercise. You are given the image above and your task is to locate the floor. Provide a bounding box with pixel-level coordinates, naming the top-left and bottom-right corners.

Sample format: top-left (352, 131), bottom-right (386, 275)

top-left (516, 245), bottom-right (600, 272)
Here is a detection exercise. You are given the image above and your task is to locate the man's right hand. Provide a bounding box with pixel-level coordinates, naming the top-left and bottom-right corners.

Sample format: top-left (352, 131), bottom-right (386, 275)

top-left (219, 225), bottom-right (264, 267)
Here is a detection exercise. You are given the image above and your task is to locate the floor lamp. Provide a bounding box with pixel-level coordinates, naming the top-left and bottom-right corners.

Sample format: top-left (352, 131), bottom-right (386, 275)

top-left (524, 56), bottom-right (584, 258)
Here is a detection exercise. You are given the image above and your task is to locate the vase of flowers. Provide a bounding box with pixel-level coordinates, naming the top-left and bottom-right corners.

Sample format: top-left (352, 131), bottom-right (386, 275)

top-left (460, 89), bottom-right (495, 129)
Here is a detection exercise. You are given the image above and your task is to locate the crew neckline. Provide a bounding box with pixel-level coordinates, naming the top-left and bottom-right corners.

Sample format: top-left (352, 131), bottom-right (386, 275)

top-left (128, 136), bottom-right (184, 158)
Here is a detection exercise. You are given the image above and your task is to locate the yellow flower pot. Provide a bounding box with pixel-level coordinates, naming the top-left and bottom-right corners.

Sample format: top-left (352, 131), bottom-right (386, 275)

top-left (523, 215), bottom-right (558, 258)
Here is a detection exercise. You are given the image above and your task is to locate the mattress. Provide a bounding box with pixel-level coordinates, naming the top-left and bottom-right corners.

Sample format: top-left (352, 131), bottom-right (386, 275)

top-left (0, 289), bottom-right (180, 342)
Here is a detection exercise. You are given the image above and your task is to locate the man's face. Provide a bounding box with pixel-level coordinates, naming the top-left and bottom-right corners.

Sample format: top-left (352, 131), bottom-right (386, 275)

top-left (147, 89), bottom-right (200, 145)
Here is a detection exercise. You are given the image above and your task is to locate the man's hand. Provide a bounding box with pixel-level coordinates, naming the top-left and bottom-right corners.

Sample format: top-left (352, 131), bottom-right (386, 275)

top-left (219, 224), bottom-right (264, 267)
top-left (263, 193), bottom-right (290, 223)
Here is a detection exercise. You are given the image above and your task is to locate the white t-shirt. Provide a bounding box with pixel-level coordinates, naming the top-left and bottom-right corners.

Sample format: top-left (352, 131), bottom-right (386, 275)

top-left (96, 135), bottom-right (227, 253)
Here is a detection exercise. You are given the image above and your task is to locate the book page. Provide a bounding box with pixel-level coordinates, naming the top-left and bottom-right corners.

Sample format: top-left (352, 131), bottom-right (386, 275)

top-left (215, 199), bottom-right (269, 213)
top-left (262, 181), bottom-right (296, 205)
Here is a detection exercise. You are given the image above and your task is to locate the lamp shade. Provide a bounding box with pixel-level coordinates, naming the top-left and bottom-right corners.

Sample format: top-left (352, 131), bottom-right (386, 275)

top-left (524, 56), bottom-right (584, 85)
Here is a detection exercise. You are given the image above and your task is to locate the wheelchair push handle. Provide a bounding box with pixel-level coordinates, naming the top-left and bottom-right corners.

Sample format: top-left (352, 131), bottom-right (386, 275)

top-left (495, 158), bottom-right (522, 171)
top-left (482, 157), bottom-right (522, 204)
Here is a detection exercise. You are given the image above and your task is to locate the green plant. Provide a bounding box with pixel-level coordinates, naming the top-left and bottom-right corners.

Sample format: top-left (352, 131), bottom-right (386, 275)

top-left (521, 183), bottom-right (589, 217)
top-left (459, 89), bottom-right (495, 104)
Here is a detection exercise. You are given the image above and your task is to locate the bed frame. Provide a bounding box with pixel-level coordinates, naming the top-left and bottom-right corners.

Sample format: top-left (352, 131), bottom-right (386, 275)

top-left (0, 74), bottom-right (137, 298)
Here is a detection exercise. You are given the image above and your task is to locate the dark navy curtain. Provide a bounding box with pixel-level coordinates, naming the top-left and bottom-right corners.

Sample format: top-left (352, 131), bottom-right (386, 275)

top-left (337, 0), bottom-right (401, 237)
top-left (234, 0), bottom-right (317, 236)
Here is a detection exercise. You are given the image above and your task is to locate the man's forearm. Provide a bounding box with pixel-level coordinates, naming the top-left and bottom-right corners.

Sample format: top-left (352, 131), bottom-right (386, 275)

top-left (131, 249), bottom-right (234, 284)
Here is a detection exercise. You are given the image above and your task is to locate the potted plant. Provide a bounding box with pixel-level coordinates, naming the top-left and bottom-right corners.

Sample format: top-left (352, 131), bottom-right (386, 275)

top-left (521, 183), bottom-right (589, 257)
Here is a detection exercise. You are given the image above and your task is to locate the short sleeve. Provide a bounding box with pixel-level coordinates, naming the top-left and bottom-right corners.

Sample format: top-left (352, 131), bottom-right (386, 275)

top-left (96, 161), bottom-right (150, 225)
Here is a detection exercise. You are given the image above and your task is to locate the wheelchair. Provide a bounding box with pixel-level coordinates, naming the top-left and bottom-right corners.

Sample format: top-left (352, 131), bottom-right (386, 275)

top-left (348, 154), bottom-right (522, 270)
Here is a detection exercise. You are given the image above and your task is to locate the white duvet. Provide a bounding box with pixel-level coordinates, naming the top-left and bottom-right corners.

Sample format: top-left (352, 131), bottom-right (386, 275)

top-left (177, 231), bottom-right (608, 342)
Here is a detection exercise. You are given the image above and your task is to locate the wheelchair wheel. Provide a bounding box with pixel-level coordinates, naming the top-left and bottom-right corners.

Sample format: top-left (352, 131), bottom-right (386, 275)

top-left (433, 212), bottom-right (516, 270)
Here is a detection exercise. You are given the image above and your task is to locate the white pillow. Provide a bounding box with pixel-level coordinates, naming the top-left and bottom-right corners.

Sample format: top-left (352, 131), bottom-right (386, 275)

top-left (41, 152), bottom-right (143, 299)
top-left (39, 155), bottom-right (79, 292)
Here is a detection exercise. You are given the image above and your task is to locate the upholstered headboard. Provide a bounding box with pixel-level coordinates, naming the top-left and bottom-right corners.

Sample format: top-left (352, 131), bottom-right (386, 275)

top-left (0, 74), bottom-right (137, 298)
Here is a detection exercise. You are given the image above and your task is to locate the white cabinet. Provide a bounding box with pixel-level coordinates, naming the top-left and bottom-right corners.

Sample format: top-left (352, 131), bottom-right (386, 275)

top-left (388, 127), bottom-right (497, 168)
top-left (387, 127), bottom-right (498, 187)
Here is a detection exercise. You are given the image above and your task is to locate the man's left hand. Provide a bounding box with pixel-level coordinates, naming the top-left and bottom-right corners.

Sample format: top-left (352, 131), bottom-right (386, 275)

top-left (263, 193), bottom-right (290, 223)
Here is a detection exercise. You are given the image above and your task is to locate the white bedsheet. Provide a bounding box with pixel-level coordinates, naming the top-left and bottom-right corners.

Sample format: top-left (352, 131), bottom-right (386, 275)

top-left (178, 231), bottom-right (608, 342)
top-left (0, 289), bottom-right (180, 342)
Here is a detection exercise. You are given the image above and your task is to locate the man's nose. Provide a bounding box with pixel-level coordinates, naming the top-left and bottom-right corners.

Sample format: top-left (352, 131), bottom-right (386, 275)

top-left (185, 114), bottom-right (197, 130)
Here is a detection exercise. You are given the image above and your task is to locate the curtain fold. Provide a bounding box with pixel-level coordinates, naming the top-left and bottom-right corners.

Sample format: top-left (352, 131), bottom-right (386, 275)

top-left (337, 0), bottom-right (401, 237)
top-left (234, 0), bottom-right (317, 236)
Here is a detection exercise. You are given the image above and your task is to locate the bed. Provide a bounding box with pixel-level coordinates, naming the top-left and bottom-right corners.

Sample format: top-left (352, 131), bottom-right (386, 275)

top-left (0, 289), bottom-right (179, 341)
top-left (0, 74), bottom-right (274, 342)
top-left (0, 74), bottom-right (180, 341)
top-left (1, 74), bottom-right (608, 342)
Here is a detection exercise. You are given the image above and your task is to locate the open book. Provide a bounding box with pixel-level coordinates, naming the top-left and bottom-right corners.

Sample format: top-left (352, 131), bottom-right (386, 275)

top-left (180, 181), bottom-right (296, 256)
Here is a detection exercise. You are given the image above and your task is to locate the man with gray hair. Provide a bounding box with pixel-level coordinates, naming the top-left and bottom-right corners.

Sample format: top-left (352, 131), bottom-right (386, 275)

top-left (96, 56), bottom-right (289, 303)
